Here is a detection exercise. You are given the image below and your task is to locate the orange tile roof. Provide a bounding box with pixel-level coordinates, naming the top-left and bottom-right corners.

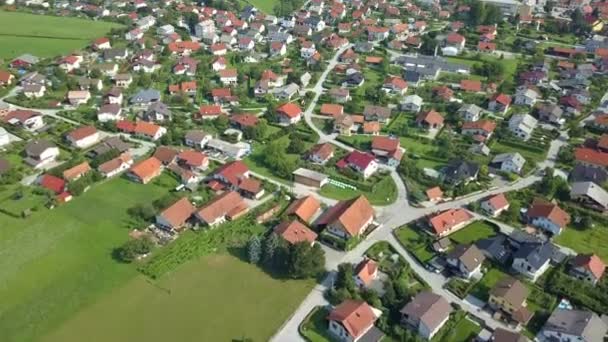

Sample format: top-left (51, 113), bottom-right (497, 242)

top-left (273, 220), bottom-right (318, 245)
top-left (196, 191), bottom-right (247, 224)
top-left (129, 157), bottom-right (162, 182)
top-left (327, 300), bottom-right (378, 339)
top-left (429, 209), bottom-right (473, 236)
top-left (62, 161), bottom-right (91, 181)
top-left (485, 193), bottom-right (509, 210)
top-left (426, 186), bottom-right (443, 201)
top-left (285, 195), bottom-right (321, 222)
top-left (67, 125), bottom-right (97, 141)
top-left (574, 147), bottom-right (608, 167)
top-left (159, 197), bottom-right (196, 229)
top-left (354, 259), bottom-right (378, 286)
top-left (572, 253), bottom-right (605, 280)
top-left (528, 199), bottom-right (570, 228)
top-left (317, 196), bottom-right (374, 237)
top-left (277, 102), bottom-right (302, 118)
top-left (320, 103), bottom-right (343, 117)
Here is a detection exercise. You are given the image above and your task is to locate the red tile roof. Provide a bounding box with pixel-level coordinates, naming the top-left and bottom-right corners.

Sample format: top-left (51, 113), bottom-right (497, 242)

top-left (196, 191), bottom-right (247, 224)
top-left (371, 136), bottom-right (399, 152)
top-left (327, 300), bottom-right (378, 339)
top-left (429, 209), bottom-right (473, 236)
top-left (67, 125), bottom-right (97, 141)
top-left (230, 113), bottom-right (259, 128)
top-left (528, 199), bottom-right (570, 229)
top-left (129, 157), bottom-right (162, 182)
top-left (214, 160), bottom-right (249, 187)
top-left (416, 110), bottom-right (444, 126)
top-left (285, 195), bottom-right (321, 222)
top-left (354, 259), bottom-right (378, 286)
top-left (159, 197), bottom-right (196, 229)
top-left (273, 220), bottom-right (318, 245)
top-left (320, 103), bottom-right (343, 117)
top-left (460, 80), bottom-right (482, 92)
top-left (340, 150), bottom-right (376, 171)
top-left (62, 162), bottom-right (91, 181)
top-left (426, 186), bottom-right (443, 201)
top-left (317, 196), bottom-right (374, 237)
top-left (277, 103), bottom-right (303, 118)
top-left (572, 253), bottom-right (605, 280)
top-left (574, 147), bottom-right (608, 167)
top-left (462, 119), bottom-right (497, 133)
top-left (485, 193), bottom-right (509, 210)
top-left (40, 174), bottom-right (66, 194)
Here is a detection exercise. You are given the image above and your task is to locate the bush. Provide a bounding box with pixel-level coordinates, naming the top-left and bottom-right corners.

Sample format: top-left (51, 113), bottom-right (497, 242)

top-left (116, 237), bottom-right (154, 263)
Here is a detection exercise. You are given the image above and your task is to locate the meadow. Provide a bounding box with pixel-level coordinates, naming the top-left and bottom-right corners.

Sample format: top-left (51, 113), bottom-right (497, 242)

top-left (0, 10), bottom-right (123, 59)
top-left (44, 254), bottom-right (314, 342)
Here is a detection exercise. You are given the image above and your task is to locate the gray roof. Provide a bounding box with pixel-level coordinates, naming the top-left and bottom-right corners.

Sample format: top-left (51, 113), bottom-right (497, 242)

top-left (146, 101), bottom-right (171, 116)
top-left (363, 105), bottom-right (391, 119)
top-left (513, 243), bottom-right (554, 270)
top-left (476, 235), bottom-right (511, 264)
top-left (13, 54), bottom-right (40, 64)
top-left (492, 152), bottom-right (526, 169)
top-left (25, 139), bottom-right (56, 157)
top-left (458, 104), bottom-right (483, 116)
top-left (544, 309), bottom-right (608, 341)
top-left (447, 244), bottom-right (485, 272)
top-left (400, 292), bottom-right (452, 332)
top-left (185, 130), bottom-right (210, 143)
top-left (130, 89), bottom-right (161, 104)
top-left (570, 181), bottom-right (608, 209)
top-left (394, 54), bottom-right (470, 73)
top-left (569, 163), bottom-right (608, 183)
top-left (442, 160), bottom-right (480, 184)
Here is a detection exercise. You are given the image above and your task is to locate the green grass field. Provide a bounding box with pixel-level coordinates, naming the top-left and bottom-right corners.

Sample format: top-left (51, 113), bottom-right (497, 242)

top-left (469, 268), bottom-right (509, 301)
top-left (555, 225), bottom-right (608, 261)
top-left (246, 0), bottom-right (280, 14)
top-left (44, 254), bottom-right (314, 342)
top-left (450, 220), bottom-right (498, 245)
top-left (319, 175), bottom-right (398, 206)
top-left (0, 10), bottom-right (123, 59)
top-left (0, 177), bottom-right (174, 342)
top-left (394, 226), bottom-right (435, 263)
top-left (437, 316), bottom-right (482, 342)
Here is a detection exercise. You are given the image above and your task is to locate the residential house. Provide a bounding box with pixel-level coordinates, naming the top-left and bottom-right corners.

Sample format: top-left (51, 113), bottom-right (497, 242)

top-left (445, 33), bottom-right (466, 53)
top-left (569, 253), bottom-right (605, 285)
top-left (66, 125), bottom-right (99, 149)
top-left (197, 105), bottom-right (223, 120)
top-left (67, 90), bottom-right (90, 106)
top-left (416, 110), bottom-right (444, 130)
top-left (446, 244), bottom-right (485, 279)
top-left (176, 150), bottom-right (209, 172)
top-left (370, 136), bottom-right (402, 167)
top-left (400, 292), bottom-right (452, 340)
top-left (441, 160), bottom-right (480, 185)
top-left (155, 197), bottom-right (196, 231)
top-left (0, 70), bottom-right (15, 86)
top-left (460, 80), bottom-right (482, 92)
top-left (334, 114), bottom-right (355, 136)
top-left (308, 143), bottom-right (334, 165)
top-left (116, 120), bottom-right (167, 141)
top-left (98, 152), bottom-right (133, 178)
top-left (336, 151), bottom-right (378, 179)
top-left (514, 88), bottom-right (539, 107)
top-left (273, 220), bottom-right (318, 245)
top-left (541, 309), bottom-right (608, 342)
top-left (38, 174), bottom-right (67, 195)
top-left (569, 181), bottom-right (608, 212)
top-left (512, 243), bottom-right (554, 281)
top-left (481, 193), bottom-right (510, 217)
top-left (195, 191), bottom-right (249, 226)
top-left (97, 104), bottom-right (122, 122)
top-left (569, 163), bottom-right (608, 184)
top-left (401, 95), bottom-right (423, 113)
top-left (320, 104), bottom-right (344, 118)
top-left (426, 187), bottom-right (443, 203)
top-left (538, 103), bottom-right (565, 126)
top-left (329, 88), bottom-right (351, 103)
top-left (113, 74), bottom-right (132, 88)
top-left (127, 157), bottom-right (162, 184)
top-left (62, 162), bottom-right (91, 182)
top-left (382, 76), bottom-right (408, 95)
top-left (427, 209), bottom-right (474, 237)
top-left (316, 196), bottom-right (375, 240)
top-left (462, 120), bottom-right (497, 142)
top-left (488, 277), bottom-right (533, 326)
top-left (458, 104), bottom-right (483, 122)
top-left (354, 259), bottom-right (378, 288)
top-left (230, 114), bottom-right (259, 130)
top-left (508, 114), bottom-right (537, 141)
top-left (2, 110), bottom-right (44, 131)
top-left (152, 146), bottom-right (178, 166)
top-left (489, 94), bottom-right (512, 114)
top-left (363, 105), bottom-right (391, 124)
top-left (490, 329), bottom-right (529, 342)
top-left (24, 139), bottom-right (59, 169)
top-left (490, 152), bottom-right (526, 174)
top-left (142, 102), bottom-right (172, 122)
top-left (22, 84), bottom-right (45, 98)
top-left (130, 89), bottom-right (161, 107)
top-left (327, 300), bottom-right (382, 342)
top-left (276, 103), bottom-right (303, 125)
top-left (526, 199), bottom-right (570, 235)
top-left (285, 195), bottom-right (321, 223)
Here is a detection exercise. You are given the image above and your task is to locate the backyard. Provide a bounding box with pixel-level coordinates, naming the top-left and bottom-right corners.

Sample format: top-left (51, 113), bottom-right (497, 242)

top-left (0, 177), bottom-right (175, 342)
top-left (449, 220), bottom-right (498, 245)
top-left (555, 225), bottom-right (608, 261)
top-left (44, 254), bottom-right (315, 342)
top-left (469, 268), bottom-right (510, 301)
top-left (0, 10), bottom-right (123, 59)
top-left (394, 225), bottom-right (435, 263)
top-left (318, 174), bottom-right (398, 205)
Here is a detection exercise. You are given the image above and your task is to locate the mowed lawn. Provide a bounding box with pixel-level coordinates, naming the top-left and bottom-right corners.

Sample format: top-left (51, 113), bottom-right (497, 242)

top-left (44, 254), bottom-right (315, 342)
top-left (246, 0), bottom-right (280, 14)
top-left (555, 226), bottom-right (608, 261)
top-left (0, 177), bottom-right (173, 342)
top-left (0, 10), bottom-right (123, 59)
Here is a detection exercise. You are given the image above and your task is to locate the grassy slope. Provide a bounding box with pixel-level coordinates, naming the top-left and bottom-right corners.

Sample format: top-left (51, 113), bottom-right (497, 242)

top-left (246, 0), bottom-right (279, 14)
top-left (44, 254), bottom-right (314, 342)
top-left (555, 226), bottom-right (608, 261)
top-left (0, 10), bottom-right (123, 59)
top-left (0, 177), bottom-right (173, 342)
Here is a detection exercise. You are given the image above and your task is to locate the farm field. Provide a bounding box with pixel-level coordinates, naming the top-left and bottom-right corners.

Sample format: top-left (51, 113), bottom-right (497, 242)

top-left (0, 10), bottom-right (123, 59)
top-left (0, 177), bottom-right (174, 342)
top-left (246, 0), bottom-right (280, 14)
top-left (44, 254), bottom-right (315, 342)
